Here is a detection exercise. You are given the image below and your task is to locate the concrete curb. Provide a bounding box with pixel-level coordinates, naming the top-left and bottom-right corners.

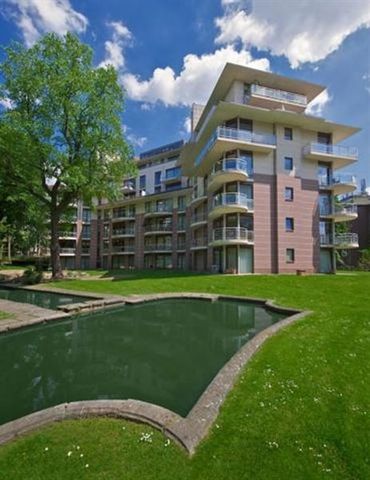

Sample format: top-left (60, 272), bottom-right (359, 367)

top-left (0, 292), bottom-right (311, 455)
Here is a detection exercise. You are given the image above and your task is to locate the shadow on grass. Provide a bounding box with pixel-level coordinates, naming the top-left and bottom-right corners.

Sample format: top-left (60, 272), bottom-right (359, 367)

top-left (105, 269), bottom-right (212, 282)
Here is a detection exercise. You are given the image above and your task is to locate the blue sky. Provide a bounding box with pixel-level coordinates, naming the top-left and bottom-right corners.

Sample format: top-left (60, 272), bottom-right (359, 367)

top-left (0, 0), bottom-right (369, 186)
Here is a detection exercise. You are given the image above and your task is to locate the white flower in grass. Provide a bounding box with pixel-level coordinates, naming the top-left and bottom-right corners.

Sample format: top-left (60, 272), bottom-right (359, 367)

top-left (164, 439), bottom-right (171, 447)
top-left (67, 451), bottom-right (73, 457)
top-left (44, 447), bottom-right (49, 452)
top-left (85, 464), bottom-right (89, 468)
top-left (76, 445), bottom-right (80, 450)
top-left (80, 454), bottom-right (84, 458)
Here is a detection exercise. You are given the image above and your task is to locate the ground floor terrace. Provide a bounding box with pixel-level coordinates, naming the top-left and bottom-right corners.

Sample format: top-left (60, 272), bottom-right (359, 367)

top-left (0, 270), bottom-right (369, 479)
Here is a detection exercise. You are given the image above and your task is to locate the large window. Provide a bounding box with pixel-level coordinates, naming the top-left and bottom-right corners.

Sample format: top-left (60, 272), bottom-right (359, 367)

top-left (154, 171), bottom-right (162, 185)
top-left (139, 175), bottom-right (146, 189)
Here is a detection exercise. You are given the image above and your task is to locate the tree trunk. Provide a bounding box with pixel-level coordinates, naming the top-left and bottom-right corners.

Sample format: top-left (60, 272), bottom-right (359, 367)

top-left (7, 236), bottom-right (11, 263)
top-left (50, 204), bottom-right (63, 279)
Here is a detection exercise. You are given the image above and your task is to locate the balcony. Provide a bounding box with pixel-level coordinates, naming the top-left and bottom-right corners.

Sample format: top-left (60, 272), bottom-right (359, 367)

top-left (59, 231), bottom-right (77, 239)
top-left (112, 211), bottom-right (136, 221)
top-left (144, 244), bottom-right (173, 252)
top-left (144, 224), bottom-right (172, 234)
top-left (209, 227), bottom-right (254, 246)
top-left (191, 237), bottom-right (208, 249)
top-left (122, 180), bottom-right (136, 193)
top-left (303, 143), bottom-right (358, 168)
top-left (190, 188), bottom-right (207, 207)
top-left (81, 247), bottom-right (90, 254)
top-left (195, 126), bottom-right (276, 168)
top-left (246, 83), bottom-right (307, 112)
top-left (318, 174), bottom-right (357, 195)
top-left (144, 204), bottom-right (173, 216)
top-left (209, 193), bottom-right (254, 219)
top-left (112, 228), bottom-right (135, 238)
top-left (176, 242), bottom-right (186, 251)
top-left (320, 203), bottom-right (358, 222)
top-left (320, 233), bottom-right (359, 249)
top-left (191, 212), bottom-right (208, 227)
top-left (208, 157), bottom-right (253, 193)
top-left (60, 248), bottom-right (76, 255)
top-left (111, 245), bottom-right (135, 254)
top-left (163, 167), bottom-right (182, 184)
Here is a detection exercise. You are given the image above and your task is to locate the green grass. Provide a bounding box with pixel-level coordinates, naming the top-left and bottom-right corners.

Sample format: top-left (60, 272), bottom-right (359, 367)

top-left (0, 271), bottom-right (369, 479)
top-left (0, 311), bottom-right (14, 321)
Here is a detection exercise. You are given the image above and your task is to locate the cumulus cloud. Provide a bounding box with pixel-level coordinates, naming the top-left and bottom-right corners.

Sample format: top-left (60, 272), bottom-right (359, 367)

top-left (363, 73), bottom-right (370, 94)
top-left (306, 90), bottom-right (332, 117)
top-left (121, 45), bottom-right (270, 106)
top-left (215, 0), bottom-right (370, 68)
top-left (122, 124), bottom-right (147, 148)
top-left (3, 0), bottom-right (88, 46)
top-left (99, 20), bottom-right (133, 70)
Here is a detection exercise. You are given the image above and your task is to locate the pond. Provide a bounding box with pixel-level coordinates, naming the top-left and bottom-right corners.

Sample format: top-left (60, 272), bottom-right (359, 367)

top-left (0, 298), bottom-right (286, 424)
top-left (0, 287), bottom-right (92, 310)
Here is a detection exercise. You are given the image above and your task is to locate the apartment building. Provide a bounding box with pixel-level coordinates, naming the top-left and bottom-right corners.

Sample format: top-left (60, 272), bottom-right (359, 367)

top-left (342, 193), bottom-right (370, 267)
top-left (61, 63), bottom-right (360, 274)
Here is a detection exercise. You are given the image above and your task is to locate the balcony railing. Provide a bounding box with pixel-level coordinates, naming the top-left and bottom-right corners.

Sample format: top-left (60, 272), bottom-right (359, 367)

top-left (164, 168), bottom-right (181, 181)
top-left (81, 247), bottom-right (90, 254)
top-left (192, 237), bottom-right (208, 248)
top-left (122, 180), bottom-right (136, 190)
top-left (144, 244), bottom-right (173, 251)
top-left (318, 174), bottom-right (357, 188)
top-left (320, 204), bottom-right (358, 216)
top-left (59, 231), bottom-right (77, 238)
top-left (112, 246), bottom-right (135, 253)
top-left (195, 127), bottom-right (276, 166)
top-left (112, 211), bottom-right (135, 219)
top-left (250, 84), bottom-right (307, 106)
top-left (212, 193), bottom-right (254, 211)
top-left (112, 228), bottom-right (135, 236)
top-left (177, 222), bottom-right (186, 231)
top-left (212, 157), bottom-right (253, 177)
top-left (145, 204), bottom-right (173, 214)
top-left (304, 143), bottom-right (358, 159)
top-left (212, 227), bottom-right (254, 243)
top-left (177, 243), bottom-right (186, 250)
top-left (320, 233), bottom-right (359, 246)
top-left (144, 224), bottom-right (172, 232)
top-left (191, 213), bottom-right (207, 224)
top-left (60, 248), bottom-right (76, 254)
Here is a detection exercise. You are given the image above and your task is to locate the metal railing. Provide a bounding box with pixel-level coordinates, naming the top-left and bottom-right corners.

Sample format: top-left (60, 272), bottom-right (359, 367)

top-left (191, 213), bottom-right (207, 224)
top-left (111, 246), bottom-right (135, 253)
top-left (320, 204), bottom-right (357, 216)
top-left (195, 126), bottom-right (276, 166)
top-left (212, 193), bottom-right (254, 211)
top-left (304, 143), bottom-right (358, 159)
top-left (334, 233), bottom-right (359, 246)
top-left (212, 157), bottom-right (253, 177)
top-left (318, 174), bottom-right (357, 187)
top-left (145, 204), bottom-right (173, 214)
top-left (320, 234), bottom-right (333, 245)
top-left (212, 227), bottom-right (254, 243)
top-left (177, 243), bottom-right (186, 250)
top-left (59, 231), bottom-right (77, 238)
top-left (81, 247), bottom-right (90, 254)
top-left (144, 244), bottom-right (173, 251)
top-left (122, 180), bottom-right (136, 190)
top-left (112, 211), bottom-right (135, 219)
top-left (192, 237), bottom-right (208, 248)
top-left (250, 84), bottom-right (307, 106)
top-left (144, 224), bottom-right (172, 232)
top-left (60, 248), bottom-right (76, 254)
top-left (164, 168), bottom-right (181, 181)
top-left (112, 228), bottom-right (135, 236)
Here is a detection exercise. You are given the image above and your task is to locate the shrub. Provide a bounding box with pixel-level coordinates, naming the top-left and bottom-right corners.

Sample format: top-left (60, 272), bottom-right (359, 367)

top-left (22, 266), bottom-right (43, 285)
top-left (358, 248), bottom-right (370, 271)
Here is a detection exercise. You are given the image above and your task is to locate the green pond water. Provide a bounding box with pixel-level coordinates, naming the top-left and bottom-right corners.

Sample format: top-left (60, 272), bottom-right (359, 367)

top-left (0, 299), bottom-right (286, 424)
top-left (0, 287), bottom-right (92, 310)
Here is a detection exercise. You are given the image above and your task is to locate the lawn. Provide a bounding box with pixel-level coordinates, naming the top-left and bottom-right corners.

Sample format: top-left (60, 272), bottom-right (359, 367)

top-left (0, 311), bottom-right (13, 321)
top-left (0, 272), bottom-right (369, 479)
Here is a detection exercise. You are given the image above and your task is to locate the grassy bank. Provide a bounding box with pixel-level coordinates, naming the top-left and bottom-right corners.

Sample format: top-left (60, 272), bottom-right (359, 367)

top-left (0, 272), bottom-right (369, 479)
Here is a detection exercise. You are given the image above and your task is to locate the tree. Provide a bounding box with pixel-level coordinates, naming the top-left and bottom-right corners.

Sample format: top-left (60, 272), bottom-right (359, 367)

top-left (0, 33), bottom-right (134, 278)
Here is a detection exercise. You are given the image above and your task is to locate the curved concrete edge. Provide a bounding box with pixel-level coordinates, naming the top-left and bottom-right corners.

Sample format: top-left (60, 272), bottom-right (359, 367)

top-left (0, 292), bottom-right (312, 455)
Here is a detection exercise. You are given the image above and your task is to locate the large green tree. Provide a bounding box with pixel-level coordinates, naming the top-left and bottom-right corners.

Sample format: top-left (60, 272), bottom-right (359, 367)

top-left (0, 33), bottom-right (134, 278)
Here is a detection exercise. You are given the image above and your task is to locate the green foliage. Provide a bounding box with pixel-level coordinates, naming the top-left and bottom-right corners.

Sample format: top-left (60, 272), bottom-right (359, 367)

top-left (358, 248), bottom-right (370, 271)
top-left (22, 266), bottom-right (43, 285)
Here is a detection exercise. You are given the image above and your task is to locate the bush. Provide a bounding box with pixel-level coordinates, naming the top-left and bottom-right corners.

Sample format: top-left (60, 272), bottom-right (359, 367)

top-left (22, 266), bottom-right (43, 285)
top-left (358, 249), bottom-right (370, 271)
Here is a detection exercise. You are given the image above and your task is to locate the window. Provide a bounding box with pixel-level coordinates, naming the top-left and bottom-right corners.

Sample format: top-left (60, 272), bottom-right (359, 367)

top-left (82, 225), bottom-right (91, 239)
top-left (285, 187), bottom-right (294, 201)
top-left (284, 127), bottom-right (293, 140)
top-left (286, 248), bottom-right (295, 263)
top-left (178, 196), bottom-right (186, 211)
top-left (82, 208), bottom-right (91, 223)
top-left (284, 157), bottom-right (293, 171)
top-left (154, 171), bottom-right (162, 185)
top-left (285, 217), bottom-right (294, 232)
top-left (139, 175), bottom-right (146, 189)
top-left (154, 186), bottom-right (161, 193)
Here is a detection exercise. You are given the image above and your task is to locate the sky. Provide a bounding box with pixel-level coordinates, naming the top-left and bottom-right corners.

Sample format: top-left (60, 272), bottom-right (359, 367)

top-left (0, 0), bottom-right (369, 186)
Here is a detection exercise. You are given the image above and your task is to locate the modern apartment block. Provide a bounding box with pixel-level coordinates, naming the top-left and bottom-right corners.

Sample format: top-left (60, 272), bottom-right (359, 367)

top-left (60, 63), bottom-right (361, 274)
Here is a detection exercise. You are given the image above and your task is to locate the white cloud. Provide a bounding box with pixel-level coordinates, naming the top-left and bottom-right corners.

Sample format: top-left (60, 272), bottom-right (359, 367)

top-left (183, 116), bottom-right (191, 134)
top-left (306, 90), bottom-right (332, 117)
top-left (99, 20), bottom-right (133, 70)
top-left (215, 0), bottom-right (370, 68)
top-left (122, 124), bottom-right (147, 148)
top-left (121, 45), bottom-right (270, 106)
top-left (4, 0), bottom-right (88, 47)
top-left (0, 97), bottom-right (14, 110)
top-left (363, 73), bottom-right (370, 94)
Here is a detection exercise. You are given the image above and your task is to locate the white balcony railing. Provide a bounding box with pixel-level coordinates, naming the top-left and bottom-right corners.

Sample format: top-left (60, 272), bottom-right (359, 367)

top-left (144, 224), bottom-right (172, 232)
top-left (59, 231), bottom-right (77, 238)
top-left (191, 213), bottom-right (207, 224)
top-left (318, 174), bottom-right (356, 188)
top-left (192, 237), bottom-right (208, 248)
top-left (212, 193), bottom-right (254, 211)
top-left (304, 143), bottom-right (358, 159)
top-left (145, 204), bottom-right (173, 214)
top-left (195, 127), bottom-right (276, 166)
top-left (112, 228), bottom-right (135, 236)
top-left (320, 233), bottom-right (359, 246)
top-left (320, 204), bottom-right (357, 216)
top-left (250, 84), bottom-right (307, 106)
top-left (60, 248), bottom-right (76, 254)
top-left (213, 227), bottom-right (254, 243)
top-left (212, 157), bottom-right (254, 177)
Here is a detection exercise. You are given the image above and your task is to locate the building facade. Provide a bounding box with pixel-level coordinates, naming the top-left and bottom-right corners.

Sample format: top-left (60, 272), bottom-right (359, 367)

top-left (60, 63), bottom-right (361, 274)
